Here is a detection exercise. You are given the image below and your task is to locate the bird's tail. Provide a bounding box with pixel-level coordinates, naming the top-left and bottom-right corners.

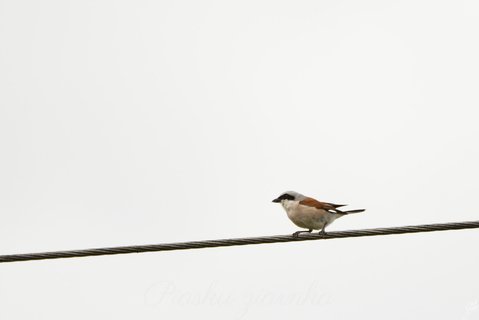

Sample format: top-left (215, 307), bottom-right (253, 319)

top-left (336, 209), bottom-right (365, 215)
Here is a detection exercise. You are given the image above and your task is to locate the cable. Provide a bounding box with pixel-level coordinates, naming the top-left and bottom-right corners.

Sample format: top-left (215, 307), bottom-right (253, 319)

top-left (1, 220), bottom-right (479, 263)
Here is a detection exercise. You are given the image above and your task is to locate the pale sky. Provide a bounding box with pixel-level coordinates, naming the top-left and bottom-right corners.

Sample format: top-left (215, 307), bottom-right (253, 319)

top-left (1, 0), bottom-right (479, 319)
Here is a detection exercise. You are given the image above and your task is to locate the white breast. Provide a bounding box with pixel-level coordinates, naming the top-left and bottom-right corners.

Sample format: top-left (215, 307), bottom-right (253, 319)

top-left (281, 200), bottom-right (341, 230)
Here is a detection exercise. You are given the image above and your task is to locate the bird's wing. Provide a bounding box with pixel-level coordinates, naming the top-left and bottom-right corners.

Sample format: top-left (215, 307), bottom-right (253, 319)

top-left (324, 202), bottom-right (347, 208)
top-left (299, 197), bottom-right (340, 211)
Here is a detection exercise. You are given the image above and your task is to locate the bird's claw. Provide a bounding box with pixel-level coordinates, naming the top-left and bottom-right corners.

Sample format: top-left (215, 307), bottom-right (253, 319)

top-left (292, 230), bottom-right (312, 238)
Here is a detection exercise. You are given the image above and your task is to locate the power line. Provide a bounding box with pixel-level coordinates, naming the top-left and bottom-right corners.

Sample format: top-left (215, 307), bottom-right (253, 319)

top-left (1, 220), bottom-right (478, 264)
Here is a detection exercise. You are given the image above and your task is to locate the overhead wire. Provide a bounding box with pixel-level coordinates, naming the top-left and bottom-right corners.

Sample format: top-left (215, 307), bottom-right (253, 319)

top-left (1, 220), bottom-right (478, 263)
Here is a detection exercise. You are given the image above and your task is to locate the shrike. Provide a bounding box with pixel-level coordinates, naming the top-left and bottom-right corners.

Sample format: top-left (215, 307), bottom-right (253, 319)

top-left (272, 191), bottom-right (365, 237)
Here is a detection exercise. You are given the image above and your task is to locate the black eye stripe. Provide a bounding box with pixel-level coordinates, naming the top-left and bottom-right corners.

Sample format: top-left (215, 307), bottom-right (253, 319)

top-left (279, 194), bottom-right (295, 201)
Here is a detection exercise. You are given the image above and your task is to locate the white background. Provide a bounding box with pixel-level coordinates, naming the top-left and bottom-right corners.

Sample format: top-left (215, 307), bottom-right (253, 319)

top-left (1, 0), bottom-right (479, 318)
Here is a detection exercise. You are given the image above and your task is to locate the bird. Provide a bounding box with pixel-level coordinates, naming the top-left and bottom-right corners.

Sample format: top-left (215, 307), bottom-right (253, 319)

top-left (272, 191), bottom-right (365, 237)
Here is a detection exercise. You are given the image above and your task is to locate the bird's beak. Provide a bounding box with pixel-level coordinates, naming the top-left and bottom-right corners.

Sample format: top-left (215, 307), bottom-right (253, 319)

top-left (272, 198), bottom-right (281, 203)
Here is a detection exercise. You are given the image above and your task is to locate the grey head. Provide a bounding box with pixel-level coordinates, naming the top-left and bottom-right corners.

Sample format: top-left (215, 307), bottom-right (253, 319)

top-left (272, 191), bottom-right (306, 203)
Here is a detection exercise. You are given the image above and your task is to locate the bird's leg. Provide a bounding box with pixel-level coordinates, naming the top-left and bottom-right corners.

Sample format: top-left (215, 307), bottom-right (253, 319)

top-left (293, 229), bottom-right (313, 238)
top-left (319, 225), bottom-right (327, 236)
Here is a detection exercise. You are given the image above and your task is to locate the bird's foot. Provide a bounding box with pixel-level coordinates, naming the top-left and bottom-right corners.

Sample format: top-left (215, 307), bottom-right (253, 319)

top-left (293, 230), bottom-right (312, 238)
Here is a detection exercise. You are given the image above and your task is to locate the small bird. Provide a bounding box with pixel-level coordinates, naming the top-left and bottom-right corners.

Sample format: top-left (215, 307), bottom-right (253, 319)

top-left (272, 191), bottom-right (365, 237)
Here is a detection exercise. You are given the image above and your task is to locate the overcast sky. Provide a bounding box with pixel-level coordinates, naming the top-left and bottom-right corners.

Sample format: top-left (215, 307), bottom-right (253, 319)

top-left (1, 0), bottom-right (479, 319)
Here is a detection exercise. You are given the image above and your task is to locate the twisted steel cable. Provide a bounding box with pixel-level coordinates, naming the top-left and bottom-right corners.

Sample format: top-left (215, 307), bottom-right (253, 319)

top-left (1, 220), bottom-right (479, 263)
